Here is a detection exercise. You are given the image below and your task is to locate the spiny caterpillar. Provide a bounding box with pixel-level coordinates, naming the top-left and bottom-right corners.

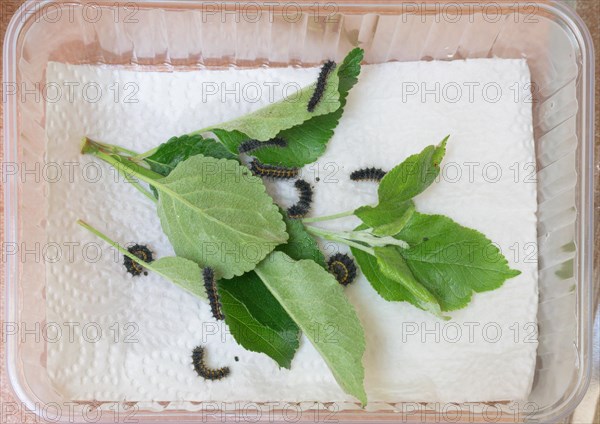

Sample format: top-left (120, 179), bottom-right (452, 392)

top-left (202, 267), bottom-right (224, 321)
top-left (349, 167), bottom-right (387, 182)
top-left (238, 137), bottom-right (287, 154)
top-left (123, 244), bottom-right (153, 276)
top-left (249, 160), bottom-right (299, 179)
top-left (287, 179), bottom-right (313, 219)
top-left (307, 60), bottom-right (336, 112)
top-left (327, 253), bottom-right (357, 286)
top-left (191, 346), bottom-right (230, 380)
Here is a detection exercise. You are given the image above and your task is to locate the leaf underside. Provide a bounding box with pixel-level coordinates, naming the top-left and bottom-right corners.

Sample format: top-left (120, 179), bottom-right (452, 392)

top-left (255, 252), bottom-right (367, 405)
top-left (154, 155), bottom-right (288, 279)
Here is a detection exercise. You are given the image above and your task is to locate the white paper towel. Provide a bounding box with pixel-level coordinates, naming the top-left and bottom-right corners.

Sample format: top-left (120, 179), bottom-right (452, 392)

top-left (45, 58), bottom-right (538, 404)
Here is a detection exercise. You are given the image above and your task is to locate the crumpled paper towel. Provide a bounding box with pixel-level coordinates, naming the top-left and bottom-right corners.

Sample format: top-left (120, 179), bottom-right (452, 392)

top-left (45, 58), bottom-right (537, 404)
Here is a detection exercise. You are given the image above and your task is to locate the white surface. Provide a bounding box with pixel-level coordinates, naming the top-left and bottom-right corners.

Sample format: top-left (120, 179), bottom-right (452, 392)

top-left (45, 59), bottom-right (538, 404)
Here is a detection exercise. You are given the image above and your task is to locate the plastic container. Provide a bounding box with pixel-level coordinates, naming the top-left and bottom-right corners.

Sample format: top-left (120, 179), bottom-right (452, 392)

top-left (2, 1), bottom-right (595, 422)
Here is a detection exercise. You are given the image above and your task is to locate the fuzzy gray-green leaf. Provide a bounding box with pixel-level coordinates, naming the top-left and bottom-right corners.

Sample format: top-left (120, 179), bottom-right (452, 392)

top-left (153, 155), bottom-right (288, 279)
top-left (204, 71), bottom-right (340, 142)
top-left (255, 252), bottom-right (367, 405)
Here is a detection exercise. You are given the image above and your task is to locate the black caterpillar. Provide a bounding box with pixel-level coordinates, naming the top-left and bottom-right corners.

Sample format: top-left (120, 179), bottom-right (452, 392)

top-left (123, 244), bottom-right (153, 276)
top-left (350, 167), bottom-right (387, 182)
top-left (327, 253), bottom-right (357, 286)
top-left (238, 137), bottom-right (287, 154)
top-left (202, 267), bottom-right (224, 321)
top-left (191, 346), bottom-right (230, 380)
top-left (307, 60), bottom-right (336, 112)
top-left (287, 179), bottom-right (313, 219)
top-left (249, 160), bottom-right (299, 179)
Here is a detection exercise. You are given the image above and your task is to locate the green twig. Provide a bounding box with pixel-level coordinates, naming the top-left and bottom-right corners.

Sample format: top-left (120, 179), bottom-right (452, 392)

top-left (305, 225), bottom-right (375, 256)
top-left (77, 220), bottom-right (151, 268)
top-left (302, 210), bottom-right (355, 223)
top-left (91, 150), bottom-right (158, 203)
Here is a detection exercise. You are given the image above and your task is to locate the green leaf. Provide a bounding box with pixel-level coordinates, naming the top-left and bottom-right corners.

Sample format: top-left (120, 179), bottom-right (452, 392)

top-left (374, 246), bottom-right (445, 319)
top-left (251, 116), bottom-right (336, 167)
top-left (395, 212), bottom-right (521, 311)
top-left (150, 257), bottom-right (206, 299)
top-left (205, 69), bottom-right (341, 142)
top-left (252, 48), bottom-right (364, 167)
top-left (151, 155), bottom-right (287, 279)
top-left (146, 134), bottom-right (237, 176)
top-left (350, 246), bottom-right (421, 306)
top-left (379, 137), bottom-right (448, 204)
top-left (255, 252), bottom-right (367, 405)
top-left (355, 200), bottom-right (416, 237)
top-left (219, 272), bottom-right (300, 368)
top-left (77, 220), bottom-right (206, 300)
top-left (210, 129), bottom-right (250, 155)
top-left (276, 211), bottom-right (326, 267)
top-left (354, 137), bottom-right (447, 235)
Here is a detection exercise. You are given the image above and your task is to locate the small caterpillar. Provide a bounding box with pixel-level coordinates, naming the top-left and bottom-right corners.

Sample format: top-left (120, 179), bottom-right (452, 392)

top-left (350, 167), bottom-right (387, 182)
top-left (327, 253), bottom-right (357, 286)
top-left (191, 346), bottom-right (230, 380)
top-left (203, 267), bottom-right (224, 321)
top-left (123, 244), bottom-right (153, 276)
top-left (249, 160), bottom-right (299, 179)
top-left (287, 179), bottom-right (313, 219)
top-left (238, 137), bottom-right (287, 154)
top-left (307, 60), bottom-right (336, 112)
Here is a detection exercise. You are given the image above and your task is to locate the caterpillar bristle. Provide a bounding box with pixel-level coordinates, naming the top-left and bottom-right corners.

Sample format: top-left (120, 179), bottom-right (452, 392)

top-left (191, 346), bottom-right (230, 380)
top-left (349, 167), bottom-right (387, 182)
top-left (307, 60), bottom-right (336, 113)
top-left (202, 267), bottom-right (224, 321)
top-left (238, 137), bottom-right (287, 154)
top-left (327, 253), bottom-right (357, 286)
top-left (123, 244), bottom-right (153, 277)
top-left (287, 179), bottom-right (313, 219)
top-left (249, 160), bottom-right (299, 179)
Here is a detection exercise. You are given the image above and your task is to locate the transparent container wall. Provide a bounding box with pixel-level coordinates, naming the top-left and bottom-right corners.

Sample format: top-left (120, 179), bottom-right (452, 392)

top-left (3, 1), bottom-right (594, 423)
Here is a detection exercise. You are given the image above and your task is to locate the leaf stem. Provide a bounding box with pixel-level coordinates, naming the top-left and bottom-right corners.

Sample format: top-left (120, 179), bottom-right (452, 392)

top-left (128, 180), bottom-right (158, 203)
top-left (81, 138), bottom-right (163, 203)
top-left (305, 225), bottom-right (375, 256)
top-left (131, 146), bottom-right (159, 161)
top-left (97, 141), bottom-right (140, 156)
top-left (304, 225), bottom-right (409, 254)
top-left (348, 230), bottom-right (409, 249)
top-left (77, 219), bottom-right (152, 268)
top-left (302, 210), bottom-right (355, 223)
top-left (89, 150), bottom-right (158, 203)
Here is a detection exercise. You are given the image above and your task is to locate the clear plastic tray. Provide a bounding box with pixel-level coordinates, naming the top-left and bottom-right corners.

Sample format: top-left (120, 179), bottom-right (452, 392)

top-left (2, 1), bottom-right (595, 422)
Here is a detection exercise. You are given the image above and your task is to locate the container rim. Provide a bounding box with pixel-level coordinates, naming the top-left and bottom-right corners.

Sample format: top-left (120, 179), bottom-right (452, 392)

top-left (2, 1), bottom-right (595, 422)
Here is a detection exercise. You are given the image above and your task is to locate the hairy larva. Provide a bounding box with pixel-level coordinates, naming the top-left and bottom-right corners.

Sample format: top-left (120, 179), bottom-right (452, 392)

top-left (202, 267), bottom-right (224, 321)
top-left (192, 346), bottom-right (230, 380)
top-left (123, 244), bottom-right (153, 277)
top-left (307, 60), bottom-right (336, 113)
top-left (327, 253), bottom-right (357, 286)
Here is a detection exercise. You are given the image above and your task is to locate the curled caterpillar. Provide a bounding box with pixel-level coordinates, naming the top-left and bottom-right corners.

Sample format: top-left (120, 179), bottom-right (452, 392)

top-left (238, 137), bottom-right (287, 154)
top-left (287, 179), bottom-right (313, 219)
top-left (307, 60), bottom-right (336, 112)
top-left (123, 244), bottom-right (153, 276)
top-left (192, 346), bottom-right (230, 380)
top-left (203, 267), bottom-right (224, 321)
top-left (249, 160), bottom-right (299, 179)
top-left (350, 167), bottom-right (387, 182)
top-left (327, 253), bottom-right (357, 286)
